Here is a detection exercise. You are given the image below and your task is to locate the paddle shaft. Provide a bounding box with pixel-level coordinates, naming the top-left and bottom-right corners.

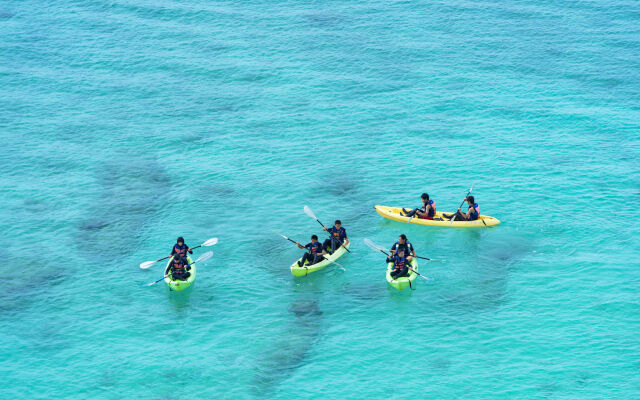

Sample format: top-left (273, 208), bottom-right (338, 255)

top-left (373, 244), bottom-right (430, 261)
top-left (375, 247), bottom-right (429, 276)
top-left (408, 267), bottom-right (429, 281)
top-left (145, 259), bottom-right (197, 287)
top-left (451, 186), bottom-right (474, 222)
top-left (325, 234), bottom-right (352, 253)
top-left (146, 242), bottom-right (206, 266)
top-left (305, 206), bottom-right (352, 253)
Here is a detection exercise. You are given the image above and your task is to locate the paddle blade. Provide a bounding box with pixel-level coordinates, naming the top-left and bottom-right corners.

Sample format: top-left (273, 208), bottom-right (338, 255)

top-left (273, 230), bottom-right (288, 240)
top-left (201, 237), bottom-right (218, 247)
top-left (139, 261), bottom-right (156, 269)
top-left (141, 277), bottom-right (165, 288)
top-left (303, 205), bottom-right (317, 220)
top-left (194, 251), bottom-right (213, 264)
top-left (364, 238), bottom-right (386, 253)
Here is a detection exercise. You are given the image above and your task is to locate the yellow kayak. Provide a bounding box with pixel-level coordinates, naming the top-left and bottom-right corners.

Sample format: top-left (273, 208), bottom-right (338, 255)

top-left (374, 205), bottom-right (500, 227)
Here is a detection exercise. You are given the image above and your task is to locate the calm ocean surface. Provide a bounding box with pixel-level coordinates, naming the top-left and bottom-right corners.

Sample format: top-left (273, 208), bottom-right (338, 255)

top-left (1, 0), bottom-right (639, 398)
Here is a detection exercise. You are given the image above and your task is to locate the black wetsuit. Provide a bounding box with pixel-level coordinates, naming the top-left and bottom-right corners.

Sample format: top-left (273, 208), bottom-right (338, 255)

top-left (298, 242), bottom-right (324, 267)
top-left (404, 200), bottom-right (436, 219)
top-left (389, 254), bottom-right (411, 279)
top-left (171, 243), bottom-right (192, 258)
top-left (444, 203), bottom-right (479, 221)
top-left (323, 226), bottom-right (347, 254)
top-left (390, 241), bottom-right (415, 257)
top-left (168, 258), bottom-right (191, 281)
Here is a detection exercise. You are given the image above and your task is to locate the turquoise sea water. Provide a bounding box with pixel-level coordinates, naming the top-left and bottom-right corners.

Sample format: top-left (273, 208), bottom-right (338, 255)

top-left (2, 0), bottom-right (640, 398)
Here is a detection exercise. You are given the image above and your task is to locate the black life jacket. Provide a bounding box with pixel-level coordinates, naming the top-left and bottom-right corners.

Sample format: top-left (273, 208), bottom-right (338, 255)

top-left (393, 256), bottom-right (409, 271)
top-left (171, 258), bottom-right (186, 274)
top-left (173, 244), bottom-right (188, 257)
top-left (329, 227), bottom-right (345, 240)
top-left (308, 242), bottom-right (322, 255)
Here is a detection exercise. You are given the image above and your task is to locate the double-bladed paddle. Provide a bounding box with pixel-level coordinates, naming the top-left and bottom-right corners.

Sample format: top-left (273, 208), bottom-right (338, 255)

top-left (364, 238), bottom-right (430, 281)
top-left (303, 205), bottom-right (352, 253)
top-left (274, 231), bottom-right (346, 270)
top-left (139, 237), bottom-right (218, 269)
top-left (141, 251), bottom-right (213, 288)
top-left (363, 238), bottom-right (439, 261)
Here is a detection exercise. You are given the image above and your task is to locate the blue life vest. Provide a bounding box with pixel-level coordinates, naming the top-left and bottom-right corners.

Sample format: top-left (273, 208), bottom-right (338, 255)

top-left (469, 203), bottom-right (480, 221)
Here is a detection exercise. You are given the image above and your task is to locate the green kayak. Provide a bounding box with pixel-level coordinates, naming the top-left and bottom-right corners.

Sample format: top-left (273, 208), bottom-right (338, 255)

top-left (386, 258), bottom-right (418, 290)
top-left (290, 242), bottom-right (350, 277)
top-left (164, 256), bottom-right (196, 291)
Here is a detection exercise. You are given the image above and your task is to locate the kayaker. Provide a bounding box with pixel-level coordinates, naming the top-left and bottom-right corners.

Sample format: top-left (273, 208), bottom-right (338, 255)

top-left (168, 253), bottom-right (192, 281)
top-left (443, 196), bottom-right (480, 221)
top-left (390, 234), bottom-right (416, 260)
top-left (170, 237), bottom-right (193, 260)
top-left (296, 235), bottom-right (327, 267)
top-left (322, 220), bottom-right (349, 254)
top-left (388, 248), bottom-right (411, 279)
top-left (401, 193), bottom-right (436, 220)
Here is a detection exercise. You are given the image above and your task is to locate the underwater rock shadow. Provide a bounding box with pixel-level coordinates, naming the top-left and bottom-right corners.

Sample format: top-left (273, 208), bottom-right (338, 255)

top-left (440, 235), bottom-right (534, 315)
top-left (75, 155), bottom-right (172, 262)
top-left (0, 10), bottom-right (14, 19)
top-left (251, 301), bottom-right (323, 396)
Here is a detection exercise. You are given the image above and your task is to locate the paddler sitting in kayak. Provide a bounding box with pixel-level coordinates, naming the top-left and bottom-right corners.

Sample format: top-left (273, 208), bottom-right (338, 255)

top-left (322, 219), bottom-right (349, 255)
top-left (296, 235), bottom-right (327, 267)
top-left (401, 193), bottom-right (436, 220)
top-left (390, 234), bottom-right (416, 261)
top-left (387, 248), bottom-right (411, 279)
top-left (443, 196), bottom-right (480, 221)
top-left (170, 236), bottom-right (193, 261)
top-left (168, 253), bottom-right (192, 281)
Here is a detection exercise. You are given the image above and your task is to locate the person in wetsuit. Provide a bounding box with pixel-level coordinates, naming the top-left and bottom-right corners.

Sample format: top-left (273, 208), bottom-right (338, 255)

top-left (168, 253), bottom-right (192, 281)
top-left (387, 248), bottom-right (412, 279)
top-left (296, 235), bottom-right (326, 267)
top-left (401, 193), bottom-right (436, 220)
top-left (322, 220), bottom-right (349, 255)
top-left (390, 234), bottom-right (416, 260)
top-left (443, 195), bottom-right (480, 221)
top-left (170, 237), bottom-right (193, 261)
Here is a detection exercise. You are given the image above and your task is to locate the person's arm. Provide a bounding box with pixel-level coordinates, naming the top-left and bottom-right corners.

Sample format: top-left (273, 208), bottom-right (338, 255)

top-left (342, 230), bottom-right (349, 246)
top-left (296, 242), bottom-right (305, 249)
top-left (186, 244), bottom-right (193, 254)
top-left (465, 205), bottom-right (472, 219)
top-left (170, 247), bottom-right (176, 256)
top-left (390, 243), bottom-right (397, 254)
top-left (410, 244), bottom-right (416, 258)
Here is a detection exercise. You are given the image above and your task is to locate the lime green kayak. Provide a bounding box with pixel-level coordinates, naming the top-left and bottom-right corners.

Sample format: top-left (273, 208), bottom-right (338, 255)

top-left (290, 242), bottom-right (350, 277)
top-left (164, 256), bottom-right (196, 291)
top-left (386, 258), bottom-right (418, 290)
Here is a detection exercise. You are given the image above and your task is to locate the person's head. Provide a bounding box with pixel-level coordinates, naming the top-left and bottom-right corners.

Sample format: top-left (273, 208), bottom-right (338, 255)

top-left (398, 248), bottom-right (405, 257)
top-left (466, 195), bottom-right (475, 205)
top-left (311, 234), bottom-right (318, 242)
top-left (173, 254), bottom-right (181, 261)
top-left (398, 234), bottom-right (407, 243)
top-left (421, 193), bottom-right (430, 202)
top-left (334, 220), bottom-right (342, 228)
top-left (177, 236), bottom-right (184, 246)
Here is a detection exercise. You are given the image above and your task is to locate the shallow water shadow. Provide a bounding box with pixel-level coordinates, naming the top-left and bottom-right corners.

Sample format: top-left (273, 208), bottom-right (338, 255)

top-left (76, 155), bottom-right (171, 261)
top-left (441, 233), bottom-right (533, 315)
top-left (251, 300), bottom-right (323, 396)
top-left (0, 10), bottom-right (14, 19)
